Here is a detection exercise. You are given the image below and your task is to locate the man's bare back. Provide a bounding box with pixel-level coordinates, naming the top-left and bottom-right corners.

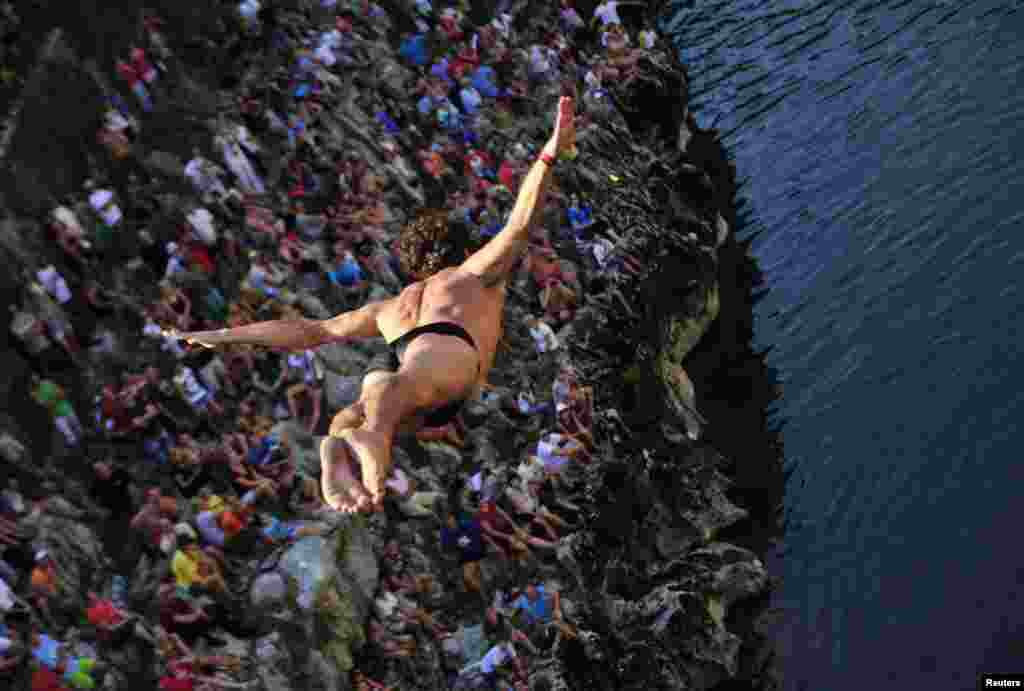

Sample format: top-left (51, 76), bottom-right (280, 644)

top-left (376, 268), bottom-right (506, 394)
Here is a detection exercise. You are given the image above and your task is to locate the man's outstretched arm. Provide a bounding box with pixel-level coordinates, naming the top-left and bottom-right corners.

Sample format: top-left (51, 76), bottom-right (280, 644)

top-left (168, 300), bottom-right (389, 350)
top-left (461, 95), bottom-right (575, 287)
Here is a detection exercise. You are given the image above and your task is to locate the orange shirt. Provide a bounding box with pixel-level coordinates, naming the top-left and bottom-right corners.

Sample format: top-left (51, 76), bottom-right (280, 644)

top-left (31, 565), bottom-right (57, 595)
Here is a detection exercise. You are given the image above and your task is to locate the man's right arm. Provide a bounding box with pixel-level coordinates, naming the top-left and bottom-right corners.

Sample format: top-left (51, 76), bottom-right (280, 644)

top-left (460, 95), bottom-right (574, 287)
top-left (460, 147), bottom-right (557, 287)
top-left (170, 300), bottom-right (389, 350)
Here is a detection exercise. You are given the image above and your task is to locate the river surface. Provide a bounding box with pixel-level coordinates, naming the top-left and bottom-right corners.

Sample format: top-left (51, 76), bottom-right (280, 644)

top-left (664, 0), bottom-right (1024, 688)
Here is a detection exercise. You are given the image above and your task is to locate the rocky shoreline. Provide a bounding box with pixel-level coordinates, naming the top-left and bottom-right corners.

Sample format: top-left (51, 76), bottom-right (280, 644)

top-left (0, 1), bottom-right (784, 690)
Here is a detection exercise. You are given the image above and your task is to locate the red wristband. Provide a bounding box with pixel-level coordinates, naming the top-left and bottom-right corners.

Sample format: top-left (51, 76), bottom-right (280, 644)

top-left (539, 152), bottom-right (556, 167)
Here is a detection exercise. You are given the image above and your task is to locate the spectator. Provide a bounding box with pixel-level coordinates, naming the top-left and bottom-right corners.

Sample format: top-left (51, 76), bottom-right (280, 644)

top-left (170, 540), bottom-right (227, 596)
top-left (439, 511), bottom-right (485, 596)
top-left (479, 639), bottom-right (526, 689)
top-left (89, 462), bottom-right (134, 520)
top-left (526, 315), bottom-right (560, 354)
top-left (30, 375), bottom-right (83, 447)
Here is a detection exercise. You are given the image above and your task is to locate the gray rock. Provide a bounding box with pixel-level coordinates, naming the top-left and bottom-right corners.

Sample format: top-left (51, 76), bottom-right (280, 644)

top-left (144, 150), bottom-right (187, 182)
top-left (680, 471), bottom-right (749, 543)
top-left (317, 342), bottom-right (370, 376)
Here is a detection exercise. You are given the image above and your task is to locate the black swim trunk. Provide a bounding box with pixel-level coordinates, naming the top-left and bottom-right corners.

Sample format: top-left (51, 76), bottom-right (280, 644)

top-left (366, 321), bottom-right (479, 428)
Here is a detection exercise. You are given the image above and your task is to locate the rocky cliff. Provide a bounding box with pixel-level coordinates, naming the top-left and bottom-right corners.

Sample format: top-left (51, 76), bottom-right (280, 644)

top-left (0, 1), bottom-right (784, 689)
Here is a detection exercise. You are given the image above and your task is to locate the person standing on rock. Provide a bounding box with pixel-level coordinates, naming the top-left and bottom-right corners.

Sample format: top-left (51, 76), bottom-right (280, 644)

top-left (167, 93), bottom-right (577, 514)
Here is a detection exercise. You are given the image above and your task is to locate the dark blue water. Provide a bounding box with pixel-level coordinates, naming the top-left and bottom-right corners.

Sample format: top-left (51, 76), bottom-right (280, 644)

top-left (664, 0), bottom-right (1024, 688)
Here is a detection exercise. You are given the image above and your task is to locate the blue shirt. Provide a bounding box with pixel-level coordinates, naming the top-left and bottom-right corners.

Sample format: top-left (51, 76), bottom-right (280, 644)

top-left (431, 58), bottom-right (454, 87)
top-left (460, 87), bottom-right (482, 116)
top-left (512, 585), bottom-right (550, 624)
top-left (400, 34), bottom-right (428, 66)
top-left (568, 205), bottom-right (594, 228)
top-left (376, 111), bottom-right (400, 134)
top-left (247, 436), bottom-right (275, 466)
top-left (417, 95), bottom-right (433, 115)
top-left (332, 256), bottom-right (363, 286)
top-left (32, 633), bottom-right (60, 669)
top-left (471, 66), bottom-right (500, 98)
top-left (263, 517), bottom-right (296, 542)
top-left (440, 518), bottom-right (484, 562)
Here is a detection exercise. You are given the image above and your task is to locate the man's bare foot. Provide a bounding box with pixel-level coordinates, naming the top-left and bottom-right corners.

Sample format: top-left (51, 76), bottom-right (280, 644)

top-left (337, 427), bottom-right (393, 512)
top-left (320, 436), bottom-right (373, 513)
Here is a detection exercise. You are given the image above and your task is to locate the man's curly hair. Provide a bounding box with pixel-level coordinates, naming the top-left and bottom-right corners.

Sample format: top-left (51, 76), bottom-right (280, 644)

top-left (398, 209), bottom-right (476, 281)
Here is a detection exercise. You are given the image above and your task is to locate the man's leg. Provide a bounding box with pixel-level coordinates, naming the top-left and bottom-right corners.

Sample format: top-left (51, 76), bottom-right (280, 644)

top-left (338, 343), bottom-right (477, 510)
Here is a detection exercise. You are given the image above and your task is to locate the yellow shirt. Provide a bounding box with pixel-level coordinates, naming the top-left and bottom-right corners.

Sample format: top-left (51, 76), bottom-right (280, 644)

top-left (171, 550), bottom-right (199, 588)
top-left (204, 495), bottom-right (226, 514)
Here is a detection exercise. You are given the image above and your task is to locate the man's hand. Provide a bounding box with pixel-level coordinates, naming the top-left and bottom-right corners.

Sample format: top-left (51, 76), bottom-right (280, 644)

top-left (164, 328), bottom-right (219, 349)
top-left (550, 91), bottom-right (577, 156)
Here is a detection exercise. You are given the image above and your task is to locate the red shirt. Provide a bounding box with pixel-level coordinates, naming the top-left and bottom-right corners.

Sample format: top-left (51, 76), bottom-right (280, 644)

top-left (86, 599), bottom-right (124, 628)
top-left (33, 668), bottom-right (71, 691)
top-left (159, 677), bottom-right (194, 691)
top-left (498, 160), bottom-right (519, 189)
top-left (102, 392), bottom-right (133, 433)
top-left (188, 244), bottom-right (215, 274)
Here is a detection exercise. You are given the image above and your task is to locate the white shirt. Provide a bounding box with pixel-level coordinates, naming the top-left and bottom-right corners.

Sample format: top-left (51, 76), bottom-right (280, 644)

top-left (593, 238), bottom-right (614, 269)
top-left (165, 254), bottom-right (186, 279)
top-left (89, 189), bottom-right (122, 227)
top-left (530, 45), bottom-right (552, 74)
top-left (105, 110), bottom-right (132, 133)
top-left (184, 158), bottom-right (224, 195)
top-left (594, 1), bottom-right (622, 26)
top-left (0, 576), bottom-right (14, 612)
top-left (187, 207), bottom-right (217, 246)
top-left (36, 266), bottom-right (71, 304)
top-left (480, 642), bottom-right (516, 674)
top-left (196, 511), bottom-right (226, 547)
top-left (176, 367), bottom-right (209, 407)
top-left (529, 321), bottom-right (560, 353)
top-left (52, 206), bottom-right (83, 236)
top-left (287, 350), bottom-right (318, 384)
top-left (538, 433), bottom-right (581, 472)
top-left (239, 0), bottom-right (261, 20)
top-left (386, 467), bottom-right (411, 496)
top-left (492, 12), bottom-right (512, 39)
top-left (314, 43), bottom-right (336, 67)
top-left (561, 7), bottom-right (584, 29)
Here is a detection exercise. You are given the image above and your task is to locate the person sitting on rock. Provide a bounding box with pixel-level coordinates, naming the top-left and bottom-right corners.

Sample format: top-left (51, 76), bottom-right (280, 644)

top-left (85, 591), bottom-right (137, 643)
top-left (526, 315), bottom-right (560, 355)
top-left (367, 617), bottom-right (417, 659)
top-left (157, 586), bottom-right (225, 649)
top-left (168, 95), bottom-right (579, 515)
top-left (171, 539), bottom-right (228, 597)
top-left (284, 350), bottom-right (323, 434)
top-left (440, 510), bottom-right (486, 596)
top-left (477, 499), bottom-right (528, 562)
top-left (510, 581), bottom-right (568, 637)
top-left (29, 551), bottom-right (61, 620)
top-left (157, 626), bottom-right (240, 689)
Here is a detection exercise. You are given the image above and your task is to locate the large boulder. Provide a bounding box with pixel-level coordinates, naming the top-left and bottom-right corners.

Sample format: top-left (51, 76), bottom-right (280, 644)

top-left (276, 520), bottom-right (378, 678)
